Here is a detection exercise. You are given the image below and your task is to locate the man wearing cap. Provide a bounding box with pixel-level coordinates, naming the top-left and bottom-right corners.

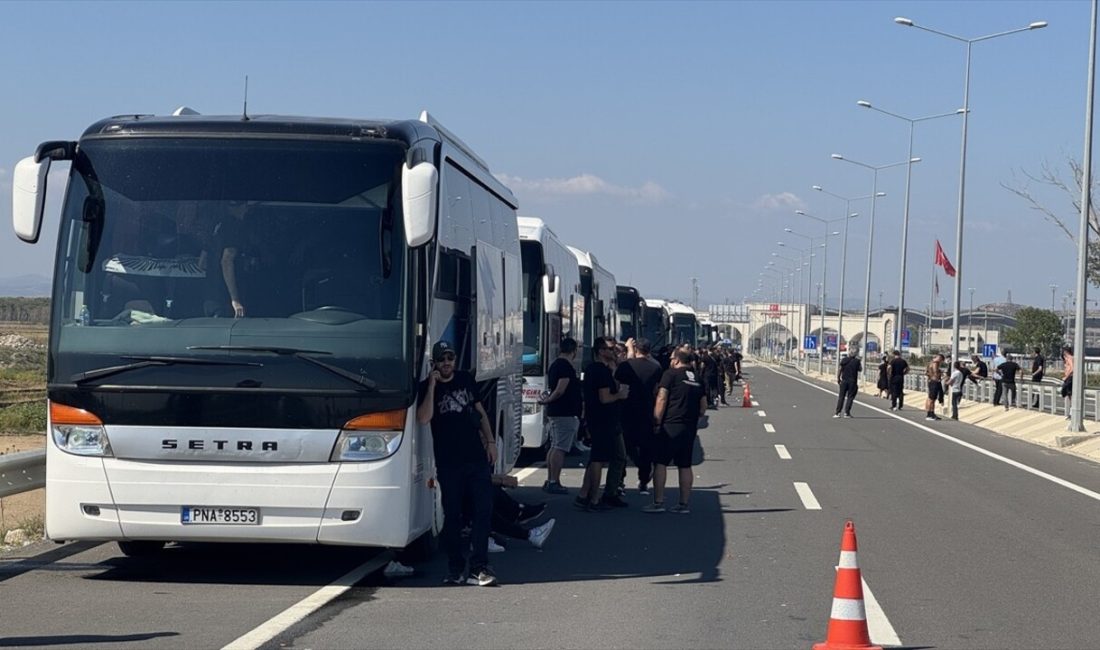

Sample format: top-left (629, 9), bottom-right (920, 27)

top-left (416, 341), bottom-right (498, 587)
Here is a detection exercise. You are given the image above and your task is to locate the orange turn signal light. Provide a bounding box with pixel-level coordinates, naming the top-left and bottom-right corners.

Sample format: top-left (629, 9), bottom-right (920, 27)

top-left (49, 401), bottom-right (103, 426)
top-left (343, 409), bottom-right (406, 431)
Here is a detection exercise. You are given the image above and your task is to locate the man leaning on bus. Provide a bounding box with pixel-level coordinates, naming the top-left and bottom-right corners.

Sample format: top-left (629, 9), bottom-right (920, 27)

top-left (416, 340), bottom-right (499, 587)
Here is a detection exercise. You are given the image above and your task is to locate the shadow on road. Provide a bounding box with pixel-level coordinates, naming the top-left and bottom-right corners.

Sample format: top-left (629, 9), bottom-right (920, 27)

top-left (0, 632), bottom-right (179, 647)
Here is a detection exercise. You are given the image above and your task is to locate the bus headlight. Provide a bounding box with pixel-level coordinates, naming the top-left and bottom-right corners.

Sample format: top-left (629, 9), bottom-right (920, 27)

top-left (330, 430), bottom-right (402, 462)
top-left (330, 409), bottom-right (407, 462)
top-left (52, 424), bottom-right (113, 457)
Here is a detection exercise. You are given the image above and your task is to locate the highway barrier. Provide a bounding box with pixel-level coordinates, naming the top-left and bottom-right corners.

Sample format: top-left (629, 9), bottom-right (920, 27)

top-left (0, 448), bottom-right (45, 498)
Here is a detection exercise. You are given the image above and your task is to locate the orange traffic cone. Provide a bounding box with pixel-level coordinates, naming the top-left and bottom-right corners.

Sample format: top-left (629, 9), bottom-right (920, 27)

top-left (814, 521), bottom-right (881, 650)
top-left (741, 382), bottom-right (752, 408)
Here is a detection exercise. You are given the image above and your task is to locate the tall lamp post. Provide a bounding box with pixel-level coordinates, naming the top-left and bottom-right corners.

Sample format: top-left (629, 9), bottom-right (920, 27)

top-left (857, 100), bottom-right (963, 353)
top-left (796, 209), bottom-right (857, 373)
top-left (812, 185), bottom-right (881, 369)
top-left (779, 239), bottom-right (816, 371)
top-left (1050, 283), bottom-right (1058, 312)
top-left (832, 154), bottom-right (917, 362)
top-left (968, 287), bottom-right (976, 353)
top-left (1071, 0), bottom-right (1096, 434)
top-left (895, 15), bottom-right (1047, 365)
top-left (773, 252), bottom-right (804, 358)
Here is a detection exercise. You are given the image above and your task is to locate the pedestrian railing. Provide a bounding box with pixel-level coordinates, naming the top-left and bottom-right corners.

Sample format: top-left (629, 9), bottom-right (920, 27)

top-left (894, 373), bottom-right (1094, 421)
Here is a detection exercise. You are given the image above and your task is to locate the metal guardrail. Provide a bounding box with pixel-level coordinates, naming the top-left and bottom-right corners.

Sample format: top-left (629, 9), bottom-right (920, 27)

top-left (0, 449), bottom-right (45, 498)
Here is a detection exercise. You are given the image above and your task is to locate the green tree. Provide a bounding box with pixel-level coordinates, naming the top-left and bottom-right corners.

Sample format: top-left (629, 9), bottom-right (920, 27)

top-left (1001, 307), bottom-right (1064, 357)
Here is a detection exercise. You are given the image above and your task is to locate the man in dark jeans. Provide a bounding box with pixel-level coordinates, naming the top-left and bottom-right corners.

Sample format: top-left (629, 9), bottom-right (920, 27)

top-left (887, 350), bottom-right (910, 411)
top-left (999, 354), bottom-right (1022, 410)
top-left (576, 337), bottom-right (631, 511)
top-left (417, 340), bottom-right (498, 587)
top-left (1030, 347), bottom-right (1046, 408)
top-left (617, 338), bottom-right (663, 495)
top-left (834, 349), bottom-right (862, 418)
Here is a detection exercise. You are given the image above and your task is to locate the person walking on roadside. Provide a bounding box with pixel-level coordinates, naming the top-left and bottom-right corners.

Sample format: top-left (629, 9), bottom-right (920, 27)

top-left (1061, 346), bottom-right (1074, 419)
top-left (876, 354), bottom-right (890, 399)
top-left (924, 354), bottom-right (945, 421)
top-left (999, 354), bottom-right (1021, 410)
top-left (416, 341), bottom-right (498, 587)
top-left (947, 360), bottom-right (966, 420)
top-left (617, 338), bottom-right (663, 495)
top-left (887, 350), bottom-right (910, 411)
top-left (991, 350), bottom-right (1007, 406)
top-left (644, 348), bottom-right (707, 514)
top-left (1030, 347), bottom-right (1046, 409)
top-left (834, 349), bottom-right (862, 418)
top-left (575, 337), bottom-right (630, 511)
top-left (539, 338), bottom-right (581, 495)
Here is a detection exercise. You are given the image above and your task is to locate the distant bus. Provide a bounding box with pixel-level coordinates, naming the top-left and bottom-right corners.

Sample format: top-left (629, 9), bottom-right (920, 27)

top-left (568, 247), bottom-right (617, 367)
top-left (640, 298), bottom-right (672, 349)
top-left (517, 217), bottom-right (580, 449)
top-left (616, 285), bottom-right (643, 342)
top-left (12, 109), bottom-right (523, 554)
top-left (666, 302), bottom-right (699, 346)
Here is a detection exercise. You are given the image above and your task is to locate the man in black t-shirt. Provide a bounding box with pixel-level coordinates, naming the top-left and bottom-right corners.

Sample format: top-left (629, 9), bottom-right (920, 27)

top-left (1030, 348), bottom-right (1046, 408)
top-left (644, 349), bottom-right (707, 514)
top-left (999, 354), bottom-right (1022, 410)
top-left (416, 340), bottom-right (498, 587)
top-left (617, 338), bottom-right (663, 494)
top-left (539, 338), bottom-right (581, 494)
top-left (575, 337), bottom-right (630, 511)
top-left (834, 349), bottom-right (862, 418)
top-left (887, 350), bottom-right (910, 411)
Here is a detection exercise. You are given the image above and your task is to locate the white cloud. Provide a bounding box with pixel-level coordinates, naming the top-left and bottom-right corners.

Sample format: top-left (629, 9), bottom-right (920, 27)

top-left (497, 173), bottom-right (671, 203)
top-left (753, 192), bottom-right (806, 212)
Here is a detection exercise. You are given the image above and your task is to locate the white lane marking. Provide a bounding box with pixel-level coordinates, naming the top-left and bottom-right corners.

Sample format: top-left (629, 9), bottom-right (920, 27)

top-left (513, 466), bottom-right (540, 484)
top-left (775, 444), bottom-right (792, 460)
top-left (222, 552), bottom-right (392, 650)
top-left (764, 423), bottom-right (776, 433)
top-left (766, 366), bottom-right (1100, 505)
top-left (756, 410), bottom-right (767, 417)
top-left (751, 400), bottom-right (760, 407)
top-left (793, 482), bottom-right (821, 510)
top-left (862, 576), bottom-right (902, 646)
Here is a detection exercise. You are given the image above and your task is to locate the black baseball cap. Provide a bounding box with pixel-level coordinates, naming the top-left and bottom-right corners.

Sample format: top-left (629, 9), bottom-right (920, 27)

top-left (432, 340), bottom-right (456, 361)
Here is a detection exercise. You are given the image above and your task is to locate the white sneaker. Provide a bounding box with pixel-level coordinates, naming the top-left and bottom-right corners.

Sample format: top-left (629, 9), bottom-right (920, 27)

top-left (488, 537), bottom-right (506, 553)
top-left (528, 518), bottom-right (556, 549)
top-left (383, 560), bottom-right (414, 577)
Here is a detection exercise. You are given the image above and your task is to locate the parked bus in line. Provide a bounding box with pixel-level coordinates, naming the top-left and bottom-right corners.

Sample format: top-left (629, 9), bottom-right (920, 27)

top-left (699, 318), bottom-right (718, 347)
top-left (667, 302), bottom-right (699, 346)
top-left (639, 298), bottom-right (672, 349)
top-left (616, 285), bottom-right (643, 342)
top-left (11, 109), bottom-right (524, 555)
top-left (517, 217), bottom-right (580, 449)
top-left (567, 247), bottom-right (617, 367)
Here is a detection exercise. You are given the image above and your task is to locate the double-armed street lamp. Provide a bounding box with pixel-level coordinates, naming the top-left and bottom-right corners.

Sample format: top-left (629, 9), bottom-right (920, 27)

top-left (895, 15), bottom-right (1047, 364)
top-left (796, 209), bottom-right (857, 373)
top-left (831, 154), bottom-right (917, 362)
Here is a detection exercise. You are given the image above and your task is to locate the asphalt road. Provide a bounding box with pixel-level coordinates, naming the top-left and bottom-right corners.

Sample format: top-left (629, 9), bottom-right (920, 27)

top-left (3, 362), bottom-right (1100, 649)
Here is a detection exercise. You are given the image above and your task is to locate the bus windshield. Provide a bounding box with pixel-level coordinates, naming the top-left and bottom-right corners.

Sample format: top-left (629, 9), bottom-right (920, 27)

top-left (50, 136), bottom-right (412, 394)
top-left (521, 240), bottom-right (544, 376)
top-left (672, 315), bottom-right (697, 346)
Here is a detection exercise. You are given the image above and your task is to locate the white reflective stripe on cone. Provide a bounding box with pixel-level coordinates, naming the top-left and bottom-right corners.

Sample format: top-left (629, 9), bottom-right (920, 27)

top-left (830, 597), bottom-right (868, 621)
top-left (837, 551), bottom-right (859, 569)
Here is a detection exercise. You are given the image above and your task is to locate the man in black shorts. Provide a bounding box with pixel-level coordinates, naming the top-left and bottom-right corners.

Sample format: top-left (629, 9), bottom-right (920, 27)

top-left (575, 337), bottom-right (630, 512)
top-left (924, 354), bottom-right (945, 421)
top-left (644, 349), bottom-right (706, 514)
top-left (617, 338), bottom-right (663, 494)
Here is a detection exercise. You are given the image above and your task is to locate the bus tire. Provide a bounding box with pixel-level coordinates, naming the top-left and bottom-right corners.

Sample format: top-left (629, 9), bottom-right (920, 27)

top-left (117, 540), bottom-right (166, 557)
top-left (403, 528), bottom-right (438, 562)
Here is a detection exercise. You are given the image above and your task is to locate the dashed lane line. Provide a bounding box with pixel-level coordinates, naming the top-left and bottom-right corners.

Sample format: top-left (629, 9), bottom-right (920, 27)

top-left (513, 466), bottom-right (540, 484)
top-left (775, 444), bottom-right (792, 460)
top-left (764, 423), bottom-right (776, 433)
top-left (756, 410), bottom-right (767, 417)
top-left (751, 400), bottom-right (760, 407)
top-left (793, 482), bottom-right (821, 510)
top-left (862, 576), bottom-right (902, 646)
top-left (765, 365), bottom-right (1100, 505)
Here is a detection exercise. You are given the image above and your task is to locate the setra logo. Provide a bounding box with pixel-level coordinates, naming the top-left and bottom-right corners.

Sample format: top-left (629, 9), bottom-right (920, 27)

top-left (162, 439), bottom-right (279, 451)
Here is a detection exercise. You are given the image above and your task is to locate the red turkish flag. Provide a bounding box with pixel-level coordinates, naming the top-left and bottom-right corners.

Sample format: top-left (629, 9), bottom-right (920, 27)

top-left (934, 240), bottom-right (956, 277)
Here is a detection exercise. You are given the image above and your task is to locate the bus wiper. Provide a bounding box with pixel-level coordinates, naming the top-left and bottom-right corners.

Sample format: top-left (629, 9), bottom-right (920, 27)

top-left (188, 345), bottom-right (378, 392)
top-left (72, 355), bottom-right (264, 385)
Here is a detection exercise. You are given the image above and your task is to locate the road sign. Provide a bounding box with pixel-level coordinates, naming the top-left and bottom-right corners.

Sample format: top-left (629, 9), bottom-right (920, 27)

top-left (804, 335), bottom-right (817, 350)
top-left (825, 334), bottom-right (838, 350)
top-left (983, 343), bottom-right (997, 357)
top-left (866, 341), bottom-right (879, 352)
top-left (901, 328), bottom-right (911, 347)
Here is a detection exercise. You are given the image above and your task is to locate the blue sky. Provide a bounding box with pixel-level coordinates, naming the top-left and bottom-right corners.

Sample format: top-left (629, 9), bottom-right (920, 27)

top-left (0, 0), bottom-right (1092, 310)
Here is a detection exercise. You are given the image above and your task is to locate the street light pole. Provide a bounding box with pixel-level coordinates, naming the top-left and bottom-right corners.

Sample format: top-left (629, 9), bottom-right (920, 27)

top-left (1050, 283), bottom-right (1058, 312)
top-left (797, 210), bottom-right (851, 374)
top-left (1071, 0), bottom-right (1096, 433)
top-left (896, 15), bottom-right (1047, 366)
top-left (968, 287), bottom-right (975, 353)
top-left (832, 154), bottom-right (915, 362)
top-left (857, 100), bottom-right (963, 352)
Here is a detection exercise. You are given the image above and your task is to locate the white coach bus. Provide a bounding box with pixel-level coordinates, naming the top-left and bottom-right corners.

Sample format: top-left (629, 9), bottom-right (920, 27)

top-left (11, 109), bottom-right (523, 555)
top-left (567, 246), bottom-right (618, 367)
top-left (517, 217), bottom-right (580, 449)
top-left (667, 301), bottom-right (700, 346)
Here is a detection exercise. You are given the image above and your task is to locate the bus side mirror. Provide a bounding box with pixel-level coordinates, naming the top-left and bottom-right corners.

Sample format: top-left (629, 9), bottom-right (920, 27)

top-left (402, 162), bottom-right (438, 248)
top-left (543, 274), bottom-right (561, 313)
top-left (12, 156), bottom-right (50, 243)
